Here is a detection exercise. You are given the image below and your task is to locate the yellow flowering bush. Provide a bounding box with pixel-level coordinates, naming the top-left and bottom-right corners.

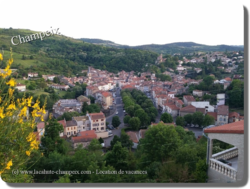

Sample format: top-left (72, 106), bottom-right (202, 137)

top-left (0, 49), bottom-right (46, 181)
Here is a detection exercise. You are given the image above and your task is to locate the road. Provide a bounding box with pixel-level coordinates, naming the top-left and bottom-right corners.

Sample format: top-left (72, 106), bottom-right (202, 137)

top-left (104, 88), bottom-right (126, 147)
top-left (103, 89), bottom-right (203, 147)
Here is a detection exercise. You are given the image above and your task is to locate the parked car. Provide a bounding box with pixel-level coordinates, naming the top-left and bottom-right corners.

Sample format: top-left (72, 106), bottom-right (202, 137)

top-left (123, 110), bottom-right (126, 113)
top-left (107, 125), bottom-right (114, 130)
top-left (116, 111), bottom-right (118, 115)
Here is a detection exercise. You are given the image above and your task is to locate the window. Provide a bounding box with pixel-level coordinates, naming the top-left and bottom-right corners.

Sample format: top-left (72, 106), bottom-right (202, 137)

top-left (83, 127), bottom-right (85, 129)
top-left (74, 127), bottom-right (76, 130)
top-left (101, 119), bottom-right (104, 121)
top-left (74, 131), bottom-right (76, 134)
top-left (96, 120), bottom-right (98, 122)
top-left (101, 123), bottom-right (104, 125)
top-left (71, 131), bottom-right (73, 134)
top-left (93, 120), bottom-right (95, 122)
top-left (101, 127), bottom-right (104, 130)
top-left (93, 128), bottom-right (96, 131)
top-left (224, 118), bottom-right (226, 122)
top-left (67, 128), bottom-right (69, 130)
top-left (220, 117), bottom-right (223, 121)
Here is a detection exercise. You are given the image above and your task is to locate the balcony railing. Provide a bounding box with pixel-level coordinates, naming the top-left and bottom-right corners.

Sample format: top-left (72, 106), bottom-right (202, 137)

top-left (209, 147), bottom-right (238, 180)
top-left (212, 147), bottom-right (238, 160)
top-left (209, 158), bottom-right (237, 180)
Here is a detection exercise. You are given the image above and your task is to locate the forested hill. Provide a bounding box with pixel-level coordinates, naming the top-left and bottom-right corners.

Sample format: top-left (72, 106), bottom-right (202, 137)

top-left (0, 28), bottom-right (158, 75)
top-left (79, 38), bottom-right (244, 55)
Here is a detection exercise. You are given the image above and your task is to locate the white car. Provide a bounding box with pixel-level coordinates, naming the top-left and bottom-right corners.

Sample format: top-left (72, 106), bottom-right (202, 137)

top-left (123, 110), bottom-right (126, 113)
top-left (116, 111), bottom-right (118, 115)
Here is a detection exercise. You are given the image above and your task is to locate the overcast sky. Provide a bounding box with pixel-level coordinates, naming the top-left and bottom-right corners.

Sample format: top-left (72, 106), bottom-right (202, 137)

top-left (1, 1), bottom-right (245, 46)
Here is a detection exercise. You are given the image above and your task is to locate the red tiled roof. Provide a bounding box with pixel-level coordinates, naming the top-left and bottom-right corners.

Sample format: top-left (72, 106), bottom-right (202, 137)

top-left (183, 95), bottom-right (196, 102)
top-left (72, 130), bottom-right (97, 143)
top-left (204, 120), bottom-right (244, 134)
top-left (37, 122), bottom-right (45, 130)
top-left (207, 112), bottom-right (217, 121)
top-left (126, 131), bottom-right (139, 143)
top-left (33, 132), bottom-right (40, 141)
top-left (89, 112), bottom-right (105, 120)
top-left (166, 104), bottom-right (179, 110)
top-left (196, 108), bottom-right (206, 114)
top-left (180, 105), bottom-right (196, 113)
top-left (224, 77), bottom-right (232, 81)
top-left (217, 105), bottom-right (229, 116)
top-left (229, 112), bottom-right (240, 118)
top-left (101, 91), bottom-right (111, 97)
top-left (139, 129), bottom-right (147, 139)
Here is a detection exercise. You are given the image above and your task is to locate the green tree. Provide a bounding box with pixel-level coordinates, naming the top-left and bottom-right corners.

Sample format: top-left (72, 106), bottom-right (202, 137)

top-left (41, 118), bottom-right (69, 156)
top-left (120, 130), bottom-right (133, 150)
top-left (53, 77), bottom-right (60, 83)
top-left (192, 112), bottom-right (204, 127)
top-left (110, 135), bottom-right (121, 150)
top-left (112, 116), bottom-right (121, 128)
top-left (98, 137), bottom-right (104, 144)
top-left (123, 115), bottom-right (131, 124)
top-left (129, 117), bottom-right (141, 130)
top-left (160, 113), bottom-right (173, 123)
top-left (176, 116), bottom-right (185, 127)
top-left (203, 76), bottom-right (214, 86)
top-left (105, 142), bottom-right (128, 170)
top-left (82, 102), bottom-right (88, 114)
top-left (203, 114), bottom-right (215, 127)
top-left (126, 106), bottom-right (135, 117)
top-left (184, 114), bottom-right (193, 124)
top-left (54, 174), bottom-right (71, 183)
top-left (194, 159), bottom-right (208, 182)
top-left (57, 112), bottom-right (81, 121)
top-left (88, 139), bottom-right (102, 152)
top-left (139, 122), bottom-right (180, 163)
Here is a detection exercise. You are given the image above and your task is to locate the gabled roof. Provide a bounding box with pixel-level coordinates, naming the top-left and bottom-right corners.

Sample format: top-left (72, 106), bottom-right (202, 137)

top-left (66, 120), bottom-right (77, 127)
top-left (89, 112), bottom-right (105, 120)
top-left (72, 130), bottom-right (97, 143)
top-left (217, 105), bottom-right (229, 116)
top-left (180, 105), bottom-right (196, 113)
top-left (207, 112), bottom-right (217, 121)
top-left (101, 91), bottom-right (112, 97)
top-left (204, 120), bottom-right (244, 134)
top-left (37, 122), bottom-right (45, 130)
top-left (224, 77), bottom-right (232, 81)
top-left (229, 112), bottom-right (240, 118)
top-left (183, 95), bottom-right (196, 102)
top-left (126, 131), bottom-right (139, 143)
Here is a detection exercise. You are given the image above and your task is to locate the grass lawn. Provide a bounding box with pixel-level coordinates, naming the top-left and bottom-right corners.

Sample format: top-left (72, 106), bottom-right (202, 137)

top-left (2, 50), bottom-right (46, 68)
top-left (54, 89), bottom-right (67, 98)
top-left (22, 89), bottom-right (49, 96)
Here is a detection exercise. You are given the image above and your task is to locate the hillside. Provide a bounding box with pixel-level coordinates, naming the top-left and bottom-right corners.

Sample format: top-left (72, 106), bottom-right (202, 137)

top-left (79, 38), bottom-right (244, 54)
top-left (0, 28), bottom-right (158, 75)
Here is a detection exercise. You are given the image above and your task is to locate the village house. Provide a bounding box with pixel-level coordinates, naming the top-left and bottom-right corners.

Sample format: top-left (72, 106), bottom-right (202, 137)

top-left (100, 91), bottom-right (113, 109)
top-left (216, 105), bottom-right (229, 126)
top-left (15, 83), bottom-right (26, 92)
top-left (71, 130), bottom-right (97, 149)
top-left (49, 84), bottom-right (70, 91)
top-left (126, 131), bottom-right (139, 149)
top-left (77, 95), bottom-right (91, 105)
top-left (179, 105), bottom-right (196, 117)
top-left (183, 95), bottom-right (196, 106)
top-left (87, 112), bottom-right (109, 139)
top-left (72, 116), bottom-right (90, 133)
top-left (28, 72), bottom-right (38, 77)
top-left (191, 101), bottom-right (215, 113)
top-left (193, 90), bottom-right (203, 97)
top-left (52, 99), bottom-right (83, 117)
top-left (138, 129), bottom-right (147, 140)
top-left (65, 120), bottom-right (78, 137)
top-left (58, 119), bottom-right (67, 137)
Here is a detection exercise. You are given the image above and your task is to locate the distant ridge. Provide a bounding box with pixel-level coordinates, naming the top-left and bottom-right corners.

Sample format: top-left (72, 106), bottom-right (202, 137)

top-left (78, 38), bottom-right (244, 54)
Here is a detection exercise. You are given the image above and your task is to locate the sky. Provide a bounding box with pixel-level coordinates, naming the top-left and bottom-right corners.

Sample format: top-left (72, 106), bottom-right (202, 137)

top-left (1, 0), bottom-right (245, 46)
